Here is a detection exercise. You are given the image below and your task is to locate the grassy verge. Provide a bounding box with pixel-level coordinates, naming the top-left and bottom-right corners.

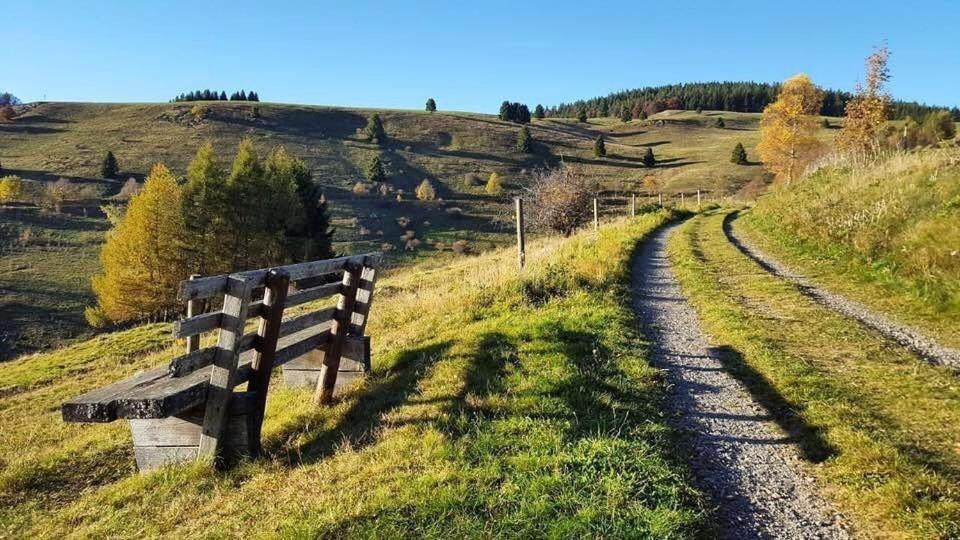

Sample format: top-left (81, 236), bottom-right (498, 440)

top-left (743, 148), bottom-right (960, 348)
top-left (668, 210), bottom-right (960, 539)
top-left (0, 209), bottom-right (707, 537)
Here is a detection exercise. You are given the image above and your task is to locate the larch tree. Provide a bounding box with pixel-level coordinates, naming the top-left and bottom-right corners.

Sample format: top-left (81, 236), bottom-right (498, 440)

top-left (89, 163), bottom-right (187, 325)
top-left (485, 172), bottom-right (503, 195)
top-left (182, 142), bottom-right (230, 275)
top-left (837, 44), bottom-right (891, 155)
top-left (415, 179), bottom-right (437, 201)
top-left (593, 135), bottom-right (606, 157)
top-left (224, 139), bottom-right (267, 269)
top-left (756, 74), bottom-right (824, 183)
top-left (262, 147), bottom-right (310, 264)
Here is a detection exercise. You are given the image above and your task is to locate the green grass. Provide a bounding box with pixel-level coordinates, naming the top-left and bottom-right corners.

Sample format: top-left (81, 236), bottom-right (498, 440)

top-left (0, 102), bottom-right (782, 355)
top-left (744, 148), bottom-right (960, 348)
top-left (668, 210), bottom-right (960, 539)
top-left (0, 209), bottom-right (708, 537)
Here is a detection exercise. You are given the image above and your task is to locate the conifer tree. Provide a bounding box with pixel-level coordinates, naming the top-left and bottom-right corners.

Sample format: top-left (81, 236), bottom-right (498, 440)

top-left (220, 91), bottom-right (227, 101)
top-left (516, 126), bottom-right (533, 153)
top-left (364, 113), bottom-right (387, 143)
top-left (593, 135), bottom-right (606, 157)
top-left (534, 104), bottom-right (545, 119)
top-left (90, 163), bottom-right (187, 324)
top-left (499, 101), bottom-right (511, 121)
top-left (365, 154), bottom-right (386, 183)
top-left (485, 172), bottom-right (503, 195)
top-left (822, 118), bottom-right (831, 129)
top-left (415, 179), bottom-right (436, 201)
top-left (287, 164), bottom-right (334, 261)
top-left (642, 147), bottom-right (656, 167)
top-left (239, 90), bottom-right (248, 101)
top-left (577, 109), bottom-right (588, 123)
top-left (425, 98), bottom-right (437, 112)
top-left (182, 142), bottom-right (230, 275)
top-left (101, 151), bottom-right (119, 179)
top-left (620, 106), bottom-right (632, 122)
top-left (730, 142), bottom-right (748, 165)
top-left (715, 117), bottom-right (725, 128)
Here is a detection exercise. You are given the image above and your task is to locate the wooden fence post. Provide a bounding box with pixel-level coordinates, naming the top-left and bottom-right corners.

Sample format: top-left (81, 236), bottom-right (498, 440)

top-left (658, 193), bottom-right (662, 207)
top-left (593, 198), bottom-right (599, 231)
top-left (246, 269), bottom-right (289, 456)
top-left (631, 194), bottom-right (636, 217)
top-left (515, 197), bottom-right (525, 269)
top-left (315, 264), bottom-right (362, 405)
top-left (186, 274), bottom-right (201, 354)
top-left (198, 275), bottom-right (254, 461)
top-left (697, 189), bottom-right (701, 209)
top-left (681, 192), bottom-right (685, 208)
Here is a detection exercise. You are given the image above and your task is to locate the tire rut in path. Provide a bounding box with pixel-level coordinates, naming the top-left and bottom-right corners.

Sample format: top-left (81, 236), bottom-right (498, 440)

top-left (631, 223), bottom-right (849, 540)
top-left (723, 212), bottom-right (960, 370)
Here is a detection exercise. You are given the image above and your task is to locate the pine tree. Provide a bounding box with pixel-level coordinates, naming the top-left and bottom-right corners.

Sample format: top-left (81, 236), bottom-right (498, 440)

top-left (364, 113), bottom-right (387, 144)
top-left (499, 101), bottom-right (511, 121)
top-left (223, 139), bottom-right (267, 269)
top-left (577, 109), bottom-right (588, 123)
top-left (516, 126), bottom-right (533, 153)
top-left (365, 154), bottom-right (386, 183)
top-left (593, 135), bottom-right (606, 157)
top-left (642, 147), bottom-right (656, 167)
top-left (287, 165), bottom-right (334, 262)
top-left (425, 98), bottom-right (437, 112)
top-left (220, 91), bottom-right (228, 101)
top-left (534, 104), bottom-right (545, 119)
top-left (822, 118), bottom-right (831, 129)
top-left (620, 106), bottom-right (632, 122)
top-left (182, 142), bottom-right (230, 275)
top-left (715, 117), bottom-right (725, 128)
top-left (239, 90), bottom-right (248, 101)
top-left (485, 172), bottom-right (503, 195)
top-left (90, 163), bottom-right (187, 324)
top-left (101, 151), bottom-right (119, 179)
top-left (757, 74), bottom-right (824, 183)
top-left (731, 142), bottom-right (748, 165)
top-left (249, 91), bottom-right (259, 102)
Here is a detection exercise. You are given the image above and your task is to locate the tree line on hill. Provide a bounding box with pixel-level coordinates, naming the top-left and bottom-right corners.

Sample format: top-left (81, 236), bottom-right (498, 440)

top-left (171, 89), bottom-right (261, 102)
top-left (547, 81), bottom-right (959, 121)
top-left (86, 140), bottom-right (333, 326)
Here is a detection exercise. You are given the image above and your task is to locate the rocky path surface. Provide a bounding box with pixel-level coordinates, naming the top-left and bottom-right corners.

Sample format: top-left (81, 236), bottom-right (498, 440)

top-left (631, 224), bottom-right (849, 540)
top-left (723, 213), bottom-right (960, 370)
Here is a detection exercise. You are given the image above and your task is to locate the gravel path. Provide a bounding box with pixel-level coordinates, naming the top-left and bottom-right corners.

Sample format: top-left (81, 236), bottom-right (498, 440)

top-left (631, 224), bottom-right (849, 540)
top-left (723, 212), bottom-right (960, 370)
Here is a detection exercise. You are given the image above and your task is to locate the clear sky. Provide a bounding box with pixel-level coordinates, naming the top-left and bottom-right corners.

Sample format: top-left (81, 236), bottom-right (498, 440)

top-left (7, 0), bottom-right (959, 112)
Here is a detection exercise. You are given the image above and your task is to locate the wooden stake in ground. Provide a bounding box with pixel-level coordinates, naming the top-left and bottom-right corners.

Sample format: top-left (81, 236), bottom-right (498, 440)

top-left (631, 194), bottom-right (636, 217)
top-left (514, 197), bottom-right (525, 269)
top-left (658, 193), bottom-right (663, 207)
top-left (681, 192), bottom-right (685, 208)
top-left (593, 198), bottom-right (599, 231)
top-left (697, 189), bottom-right (701, 209)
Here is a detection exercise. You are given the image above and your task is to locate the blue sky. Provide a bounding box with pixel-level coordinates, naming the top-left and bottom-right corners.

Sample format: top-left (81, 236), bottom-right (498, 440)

top-left (7, 1), bottom-right (959, 112)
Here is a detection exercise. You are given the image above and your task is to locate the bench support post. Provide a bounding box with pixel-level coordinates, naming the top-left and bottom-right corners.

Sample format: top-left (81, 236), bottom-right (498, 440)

top-left (314, 263), bottom-right (362, 405)
top-left (246, 269), bottom-right (289, 456)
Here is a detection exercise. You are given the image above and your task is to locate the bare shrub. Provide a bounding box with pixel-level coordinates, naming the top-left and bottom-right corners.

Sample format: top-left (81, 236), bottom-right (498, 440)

top-left (115, 178), bottom-right (141, 200)
top-left (446, 207), bottom-right (464, 219)
top-left (352, 182), bottom-right (371, 195)
top-left (400, 230), bottom-right (416, 242)
top-left (416, 179), bottom-right (436, 201)
top-left (40, 179), bottom-right (97, 213)
top-left (527, 166), bottom-right (597, 236)
top-left (396, 216), bottom-right (412, 228)
top-left (380, 243), bottom-right (394, 252)
top-left (463, 173), bottom-right (484, 187)
top-left (405, 238), bottom-right (421, 251)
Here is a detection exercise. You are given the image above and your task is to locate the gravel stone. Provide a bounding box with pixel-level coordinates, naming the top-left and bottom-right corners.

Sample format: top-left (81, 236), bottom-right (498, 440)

top-left (724, 212), bottom-right (960, 370)
top-left (631, 223), bottom-right (850, 540)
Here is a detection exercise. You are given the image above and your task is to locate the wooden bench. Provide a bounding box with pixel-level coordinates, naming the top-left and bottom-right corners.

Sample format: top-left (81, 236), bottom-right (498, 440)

top-left (62, 253), bottom-right (380, 471)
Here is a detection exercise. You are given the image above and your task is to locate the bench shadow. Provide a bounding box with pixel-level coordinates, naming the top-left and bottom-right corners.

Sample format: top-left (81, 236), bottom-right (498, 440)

top-left (266, 340), bottom-right (453, 465)
top-left (708, 344), bottom-right (835, 463)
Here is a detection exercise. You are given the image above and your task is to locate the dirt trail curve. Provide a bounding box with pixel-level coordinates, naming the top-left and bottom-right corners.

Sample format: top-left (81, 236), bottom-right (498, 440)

top-left (724, 212), bottom-right (960, 370)
top-left (631, 223), bottom-right (849, 539)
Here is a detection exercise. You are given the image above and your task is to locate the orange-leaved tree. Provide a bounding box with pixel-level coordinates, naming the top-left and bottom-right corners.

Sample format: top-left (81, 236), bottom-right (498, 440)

top-left (837, 44), bottom-right (891, 155)
top-left (757, 74), bottom-right (824, 183)
top-left (88, 163), bottom-right (187, 326)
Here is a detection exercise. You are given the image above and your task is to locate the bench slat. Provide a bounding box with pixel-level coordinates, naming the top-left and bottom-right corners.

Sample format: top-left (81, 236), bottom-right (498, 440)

top-left (278, 308), bottom-right (335, 339)
top-left (285, 283), bottom-right (341, 308)
top-left (172, 311), bottom-right (221, 338)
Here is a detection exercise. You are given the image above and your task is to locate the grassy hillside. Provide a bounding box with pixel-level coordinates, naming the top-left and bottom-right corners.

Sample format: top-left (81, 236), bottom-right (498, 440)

top-left (0, 210), bottom-right (713, 537)
top-left (0, 101), bottom-right (783, 357)
top-left (742, 148), bottom-right (960, 347)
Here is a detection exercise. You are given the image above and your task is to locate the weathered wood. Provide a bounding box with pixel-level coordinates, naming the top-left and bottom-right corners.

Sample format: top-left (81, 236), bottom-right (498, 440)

top-left (285, 282), bottom-right (341, 308)
top-left (167, 333), bottom-right (258, 377)
top-left (62, 366), bottom-right (171, 422)
top-left (697, 189), bottom-right (701, 209)
top-left (314, 264), bottom-right (361, 404)
top-left (279, 309), bottom-right (336, 339)
top-left (274, 327), bottom-right (332, 366)
top-left (186, 274), bottom-right (202, 352)
top-left (246, 269), bottom-right (289, 456)
top-left (177, 254), bottom-right (374, 301)
top-left (173, 311), bottom-right (221, 339)
top-left (198, 274), bottom-right (254, 459)
top-left (593, 198), bottom-right (599, 231)
top-left (348, 263), bottom-right (377, 336)
top-left (284, 336), bottom-right (370, 374)
top-left (515, 197), bottom-right (525, 270)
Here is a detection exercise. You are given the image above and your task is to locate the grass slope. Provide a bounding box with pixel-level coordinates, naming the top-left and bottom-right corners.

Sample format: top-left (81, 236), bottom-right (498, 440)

top-left (669, 210), bottom-right (960, 539)
top-left (0, 102), bottom-right (780, 356)
top-left (0, 209), bottom-right (708, 537)
top-left (744, 148), bottom-right (960, 348)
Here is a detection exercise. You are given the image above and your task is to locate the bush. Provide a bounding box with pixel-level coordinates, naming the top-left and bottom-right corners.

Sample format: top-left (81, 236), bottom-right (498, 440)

top-left (0, 105), bottom-right (14, 122)
top-left (516, 127), bottom-right (533, 153)
top-left (446, 207), bottom-right (464, 218)
top-left (365, 155), bottom-right (387, 182)
top-left (642, 147), bottom-right (656, 167)
top-left (0, 175), bottom-right (23, 202)
top-left (352, 182), bottom-right (371, 195)
top-left (116, 178), bottom-right (141, 200)
top-left (396, 216), bottom-right (412, 228)
top-left (190, 104), bottom-right (208, 120)
top-left (528, 166), bottom-right (597, 236)
top-left (485, 172), bottom-right (503, 195)
top-left (593, 135), bottom-right (606, 157)
top-left (40, 179), bottom-right (93, 213)
top-left (463, 173), bottom-right (484, 187)
top-left (364, 113), bottom-right (387, 143)
top-left (416, 179), bottom-right (436, 201)
top-left (714, 117), bottom-right (725, 128)
top-left (452, 239), bottom-right (470, 254)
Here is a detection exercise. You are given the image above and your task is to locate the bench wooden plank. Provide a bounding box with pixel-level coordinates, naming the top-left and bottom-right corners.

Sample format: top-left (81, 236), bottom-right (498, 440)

top-left (172, 311), bottom-right (222, 339)
top-left (62, 365), bottom-right (171, 422)
top-left (278, 309), bottom-right (335, 339)
top-left (285, 282), bottom-right (341, 308)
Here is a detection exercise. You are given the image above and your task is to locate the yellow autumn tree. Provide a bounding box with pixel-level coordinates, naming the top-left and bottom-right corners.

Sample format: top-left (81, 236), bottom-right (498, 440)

top-left (837, 44), bottom-right (891, 155)
top-left (89, 163), bottom-right (187, 325)
top-left (757, 74), bottom-right (825, 183)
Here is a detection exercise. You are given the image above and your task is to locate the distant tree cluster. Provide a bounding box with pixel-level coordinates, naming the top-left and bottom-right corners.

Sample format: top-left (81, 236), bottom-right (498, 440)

top-left (88, 140), bottom-right (333, 326)
top-left (499, 101), bottom-right (531, 124)
top-left (546, 81), bottom-right (954, 121)
top-left (171, 89), bottom-right (260, 102)
top-left (0, 92), bottom-right (19, 122)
